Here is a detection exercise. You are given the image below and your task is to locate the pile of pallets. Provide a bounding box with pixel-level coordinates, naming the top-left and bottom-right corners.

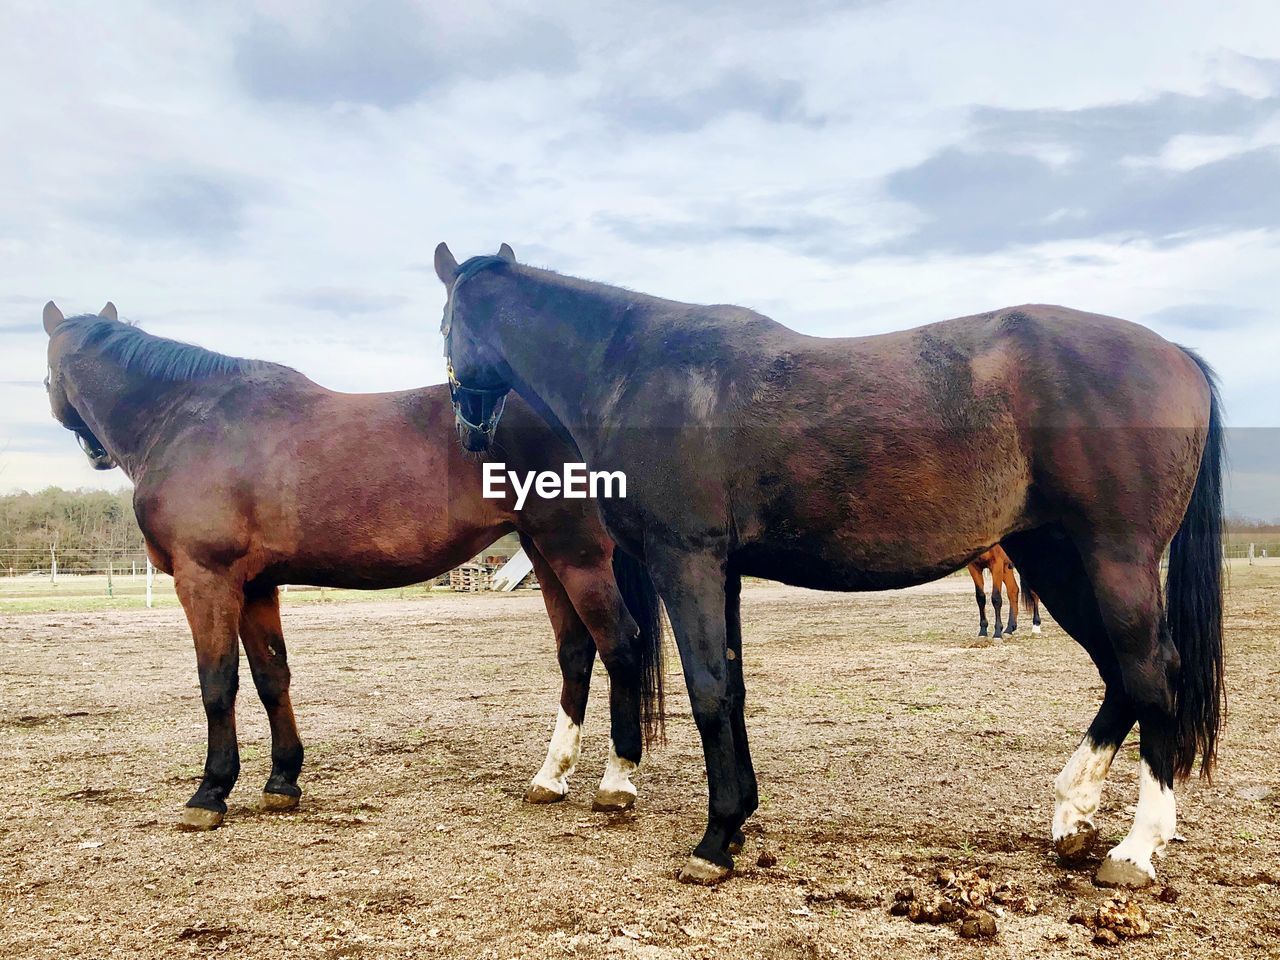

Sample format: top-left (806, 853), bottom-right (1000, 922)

top-left (448, 563), bottom-right (492, 592)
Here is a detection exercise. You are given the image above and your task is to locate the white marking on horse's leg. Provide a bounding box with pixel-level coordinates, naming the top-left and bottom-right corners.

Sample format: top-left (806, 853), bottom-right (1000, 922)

top-left (1031, 624), bottom-right (1042, 635)
top-left (1101, 761), bottom-right (1176, 882)
top-left (597, 740), bottom-right (639, 802)
top-left (1053, 736), bottom-right (1117, 842)
top-left (529, 706), bottom-right (580, 797)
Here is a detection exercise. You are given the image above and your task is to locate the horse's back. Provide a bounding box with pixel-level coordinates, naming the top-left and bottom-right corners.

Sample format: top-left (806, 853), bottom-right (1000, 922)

top-left (134, 374), bottom-right (611, 587)
top-left (133, 376), bottom-right (497, 583)
top-left (687, 303), bottom-right (1212, 586)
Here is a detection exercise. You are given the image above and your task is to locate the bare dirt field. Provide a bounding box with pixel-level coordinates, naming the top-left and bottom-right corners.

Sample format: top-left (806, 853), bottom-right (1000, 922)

top-left (3, 566), bottom-right (1278, 959)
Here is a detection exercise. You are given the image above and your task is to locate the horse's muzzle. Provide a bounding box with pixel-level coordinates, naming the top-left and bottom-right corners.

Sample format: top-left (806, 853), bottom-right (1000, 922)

top-left (457, 419), bottom-right (495, 453)
top-left (450, 382), bottom-right (508, 453)
top-left (77, 431), bottom-right (117, 470)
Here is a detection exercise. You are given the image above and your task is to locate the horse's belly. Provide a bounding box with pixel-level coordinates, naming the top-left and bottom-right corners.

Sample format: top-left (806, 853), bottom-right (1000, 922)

top-left (734, 499), bottom-right (1000, 591)
top-left (255, 515), bottom-right (497, 589)
top-left (734, 539), bottom-right (968, 592)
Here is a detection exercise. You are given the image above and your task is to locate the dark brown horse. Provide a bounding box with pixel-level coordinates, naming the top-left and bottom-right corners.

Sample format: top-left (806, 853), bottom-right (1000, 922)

top-left (434, 244), bottom-right (1224, 889)
top-left (41, 301), bottom-right (664, 828)
top-left (966, 544), bottom-right (1040, 639)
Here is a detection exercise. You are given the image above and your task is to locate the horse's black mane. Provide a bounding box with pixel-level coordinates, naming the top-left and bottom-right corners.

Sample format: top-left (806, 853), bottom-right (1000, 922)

top-left (456, 255), bottom-right (510, 283)
top-left (57, 315), bottom-right (274, 382)
top-left (454, 254), bottom-right (646, 314)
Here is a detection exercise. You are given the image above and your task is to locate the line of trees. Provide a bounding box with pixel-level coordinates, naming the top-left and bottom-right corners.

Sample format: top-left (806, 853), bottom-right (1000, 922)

top-left (1, 488), bottom-right (1276, 577)
top-left (1225, 515), bottom-right (1280, 536)
top-left (0, 488), bottom-right (145, 575)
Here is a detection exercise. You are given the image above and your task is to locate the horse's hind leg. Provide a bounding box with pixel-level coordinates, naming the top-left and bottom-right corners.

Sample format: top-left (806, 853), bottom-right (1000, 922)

top-left (1054, 688), bottom-right (1134, 861)
top-left (173, 561), bottom-right (244, 830)
top-left (968, 564), bottom-right (988, 637)
top-left (1086, 551), bottom-right (1178, 888)
top-left (240, 584), bottom-right (304, 811)
top-left (1002, 530), bottom-right (1136, 864)
top-left (1003, 560), bottom-right (1020, 634)
top-left (990, 556), bottom-right (1007, 639)
top-left (1030, 590), bottom-right (1043, 635)
top-left (541, 554), bottom-right (648, 813)
top-left (522, 542), bottom-right (594, 804)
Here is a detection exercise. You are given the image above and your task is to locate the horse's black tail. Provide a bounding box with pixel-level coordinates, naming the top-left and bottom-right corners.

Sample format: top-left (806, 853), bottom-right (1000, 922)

top-left (1166, 347), bottom-right (1226, 780)
top-left (1019, 585), bottom-right (1038, 616)
top-left (612, 548), bottom-right (666, 748)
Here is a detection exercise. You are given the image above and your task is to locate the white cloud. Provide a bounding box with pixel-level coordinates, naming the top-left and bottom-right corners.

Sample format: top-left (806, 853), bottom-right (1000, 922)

top-left (1, 1), bottom-right (1279, 515)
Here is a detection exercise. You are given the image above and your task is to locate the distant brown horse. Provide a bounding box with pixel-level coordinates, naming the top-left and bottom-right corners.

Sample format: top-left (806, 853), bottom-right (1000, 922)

top-left (967, 545), bottom-right (1040, 639)
top-left (436, 244), bottom-right (1224, 889)
top-left (41, 301), bottom-right (663, 829)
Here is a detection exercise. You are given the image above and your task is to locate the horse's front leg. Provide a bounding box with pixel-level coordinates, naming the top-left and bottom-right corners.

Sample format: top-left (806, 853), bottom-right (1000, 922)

top-left (173, 561), bottom-right (244, 829)
top-left (239, 584), bottom-right (304, 810)
top-left (653, 550), bottom-right (748, 885)
top-left (724, 571), bottom-right (756, 855)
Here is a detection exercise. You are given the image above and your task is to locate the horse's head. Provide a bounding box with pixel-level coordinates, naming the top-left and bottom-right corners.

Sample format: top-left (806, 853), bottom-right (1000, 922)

top-left (43, 301), bottom-right (119, 470)
top-left (435, 242), bottom-right (516, 453)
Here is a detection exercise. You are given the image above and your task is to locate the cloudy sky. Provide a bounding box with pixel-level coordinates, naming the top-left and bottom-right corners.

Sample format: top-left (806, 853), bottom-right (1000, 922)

top-left (2, 1), bottom-right (1278, 517)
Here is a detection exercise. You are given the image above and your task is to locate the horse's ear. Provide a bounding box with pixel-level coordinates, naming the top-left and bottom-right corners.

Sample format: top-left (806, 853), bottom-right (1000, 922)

top-left (99, 302), bottom-right (118, 321)
top-left (43, 301), bottom-right (64, 336)
top-left (497, 243), bottom-right (516, 263)
top-left (434, 242), bottom-right (459, 284)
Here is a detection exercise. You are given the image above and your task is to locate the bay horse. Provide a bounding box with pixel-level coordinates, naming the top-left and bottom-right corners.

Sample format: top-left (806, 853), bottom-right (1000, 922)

top-left (41, 301), bottom-right (664, 829)
top-left (967, 544), bottom-right (1040, 639)
top-left (433, 244), bottom-right (1224, 889)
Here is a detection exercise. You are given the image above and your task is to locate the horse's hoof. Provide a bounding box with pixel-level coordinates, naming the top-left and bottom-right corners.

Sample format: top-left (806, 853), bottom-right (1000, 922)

top-left (1054, 824), bottom-right (1098, 863)
top-left (1032, 625), bottom-right (1042, 636)
top-left (180, 806), bottom-right (224, 831)
top-left (726, 830), bottom-right (747, 855)
top-left (678, 856), bottom-right (733, 885)
top-left (591, 788), bottom-right (636, 813)
top-left (525, 783), bottom-right (568, 805)
top-left (1095, 855), bottom-right (1154, 889)
top-left (260, 790), bottom-right (299, 812)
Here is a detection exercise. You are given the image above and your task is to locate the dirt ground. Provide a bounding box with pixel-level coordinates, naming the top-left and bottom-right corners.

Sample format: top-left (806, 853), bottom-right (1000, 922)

top-left (3, 566), bottom-right (1278, 959)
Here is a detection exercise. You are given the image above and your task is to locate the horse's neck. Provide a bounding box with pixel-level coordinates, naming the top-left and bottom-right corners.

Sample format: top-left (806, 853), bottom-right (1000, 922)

top-left (67, 358), bottom-right (188, 481)
top-left (500, 274), bottom-right (642, 447)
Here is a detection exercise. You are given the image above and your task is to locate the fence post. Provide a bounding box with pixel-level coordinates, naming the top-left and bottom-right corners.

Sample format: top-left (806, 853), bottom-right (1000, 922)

top-left (50, 545), bottom-right (57, 585)
top-left (1248, 543), bottom-right (1255, 566)
top-left (146, 558), bottom-right (154, 609)
top-left (107, 560), bottom-right (114, 598)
